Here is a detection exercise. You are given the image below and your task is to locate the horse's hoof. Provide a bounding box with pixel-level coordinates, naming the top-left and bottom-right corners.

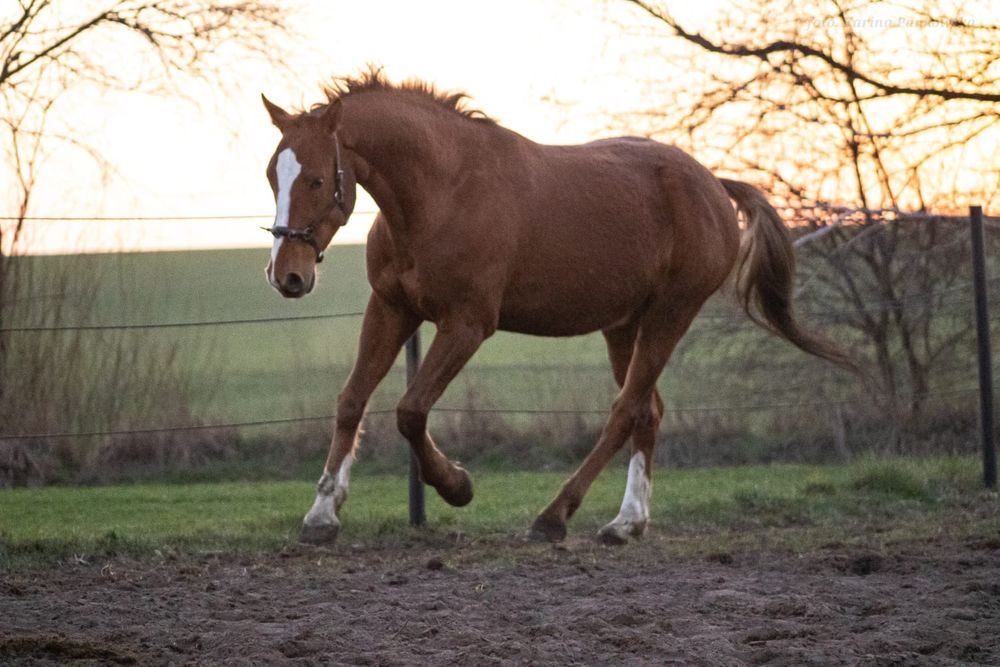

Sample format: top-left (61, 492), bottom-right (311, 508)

top-left (597, 521), bottom-right (645, 546)
top-left (298, 522), bottom-right (339, 546)
top-left (437, 465), bottom-right (473, 507)
top-left (527, 515), bottom-right (567, 543)
top-left (597, 524), bottom-right (629, 546)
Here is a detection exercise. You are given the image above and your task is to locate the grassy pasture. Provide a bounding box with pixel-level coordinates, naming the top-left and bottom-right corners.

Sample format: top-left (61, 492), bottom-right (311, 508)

top-left (2, 456), bottom-right (995, 571)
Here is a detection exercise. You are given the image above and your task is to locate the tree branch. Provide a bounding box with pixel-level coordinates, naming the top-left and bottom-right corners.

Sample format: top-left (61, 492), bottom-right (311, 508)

top-left (625, 0), bottom-right (1000, 103)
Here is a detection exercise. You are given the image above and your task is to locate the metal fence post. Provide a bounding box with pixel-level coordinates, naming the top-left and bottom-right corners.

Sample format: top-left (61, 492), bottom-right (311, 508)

top-left (405, 331), bottom-right (427, 525)
top-left (970, 206), bottom-right (997, 490)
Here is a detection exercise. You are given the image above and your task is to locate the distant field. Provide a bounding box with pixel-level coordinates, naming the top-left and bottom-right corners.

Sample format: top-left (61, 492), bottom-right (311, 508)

top-left (8, 247), bottom-right (623, 420)
top-left (6, 246), bottom-right (836, 422)
top-left (4, 243), bottom-right (989, 479)
top-left (1, 456), bottom-right (992, 570)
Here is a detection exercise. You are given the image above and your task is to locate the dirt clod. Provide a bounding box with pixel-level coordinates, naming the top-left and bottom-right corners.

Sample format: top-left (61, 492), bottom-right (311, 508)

top-left (706, 551), bottom-right (735, 565)
top-left (847, 553), bottom-right (883, 575)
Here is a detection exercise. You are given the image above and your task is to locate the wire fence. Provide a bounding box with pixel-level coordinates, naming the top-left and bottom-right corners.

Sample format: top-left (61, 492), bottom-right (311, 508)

top-left (0, 310), bottom-right (366, 332)
top-left (3, 278), bottom-right (997, 332)
top-left (0, 385), bottom-right (983, 444)
top-left (0, 211), bottom-right (380, 222)
top-left (0, 208), bottom-right (996, 473)
top-left (4, 209), bottom-right (997, 223)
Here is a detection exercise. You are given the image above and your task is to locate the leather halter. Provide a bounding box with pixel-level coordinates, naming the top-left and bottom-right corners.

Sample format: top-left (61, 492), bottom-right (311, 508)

top-left (262, 132), bottom-right (347, 264)
top-left (264, 224), bottom-right (326, 263)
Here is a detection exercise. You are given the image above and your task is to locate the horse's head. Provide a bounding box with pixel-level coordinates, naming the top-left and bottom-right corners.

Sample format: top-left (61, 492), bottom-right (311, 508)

top-left (261, 95), bottom-right (356, 298)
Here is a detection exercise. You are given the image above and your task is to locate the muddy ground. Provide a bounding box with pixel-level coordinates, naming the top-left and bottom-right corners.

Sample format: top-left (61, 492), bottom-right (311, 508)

top-left (2, 534), bottom-right (999, 666)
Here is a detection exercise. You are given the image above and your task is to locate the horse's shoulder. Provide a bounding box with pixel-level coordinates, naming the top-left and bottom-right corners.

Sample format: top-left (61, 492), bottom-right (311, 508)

top-left (365, 214), bottom-right (402, 297)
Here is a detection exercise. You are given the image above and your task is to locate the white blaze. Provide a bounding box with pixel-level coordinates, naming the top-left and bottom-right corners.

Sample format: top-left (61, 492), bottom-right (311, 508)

top-left (269, 147), bottom-right (302, 284)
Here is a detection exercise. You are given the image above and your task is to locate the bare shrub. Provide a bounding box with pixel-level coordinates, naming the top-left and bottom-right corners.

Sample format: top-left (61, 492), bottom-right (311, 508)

top-left (84, 430), bottom-right (237, 484)
top-left (0, 254), bottom-right (228, 485)
top-left (0, 442), bottom-right (47, 488)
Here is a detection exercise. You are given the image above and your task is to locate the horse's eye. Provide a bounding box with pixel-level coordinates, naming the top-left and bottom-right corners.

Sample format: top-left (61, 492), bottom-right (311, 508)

top-left (310, 178), bottom-right (324, 190)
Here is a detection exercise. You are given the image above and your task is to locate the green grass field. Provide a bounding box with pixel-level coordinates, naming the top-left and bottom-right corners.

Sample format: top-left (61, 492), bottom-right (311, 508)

top-left (8, 247), bottom-right (621, 419)
top-left (14, 243), bottom-right (984, 416)
top-left (2, 456), bottom-right (995, 571)
top-left (4, 246), bottom-right (861, 432)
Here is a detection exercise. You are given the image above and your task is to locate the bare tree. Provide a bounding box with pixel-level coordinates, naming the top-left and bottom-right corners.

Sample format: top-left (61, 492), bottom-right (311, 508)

top-left (618, 0), bottom-right (999, 425)
top-left (0, 1), bottom-right (288, 484)
top-left (622, 0), bottom-right (999, 212)
top-left (1, 0), bottom-right (288, 253)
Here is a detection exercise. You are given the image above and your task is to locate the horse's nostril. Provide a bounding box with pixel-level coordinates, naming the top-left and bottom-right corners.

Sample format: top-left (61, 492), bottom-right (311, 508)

top-left (284, 272), bottom-right (305, 294)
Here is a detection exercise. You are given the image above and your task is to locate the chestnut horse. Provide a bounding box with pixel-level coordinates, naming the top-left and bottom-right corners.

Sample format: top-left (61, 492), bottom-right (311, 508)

top-left (261, 70), bottom-right (848, 546)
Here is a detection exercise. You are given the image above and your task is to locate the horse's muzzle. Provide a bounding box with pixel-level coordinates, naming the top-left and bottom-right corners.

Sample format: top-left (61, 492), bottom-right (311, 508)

top-left (277, 271), bottom-right (314, 298)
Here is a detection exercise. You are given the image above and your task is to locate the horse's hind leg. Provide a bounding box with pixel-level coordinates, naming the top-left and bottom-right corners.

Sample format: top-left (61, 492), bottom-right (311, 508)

top-left (299, 294), bottom-right (419, 545)
top-left (597, 325), bottom-right (665, 545)
top-left (528, 305), bottom-right (695, 543)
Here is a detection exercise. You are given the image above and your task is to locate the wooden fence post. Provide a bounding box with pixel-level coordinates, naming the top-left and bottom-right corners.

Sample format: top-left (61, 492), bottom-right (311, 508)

top-left (405, 331), bottom-right (427, 525)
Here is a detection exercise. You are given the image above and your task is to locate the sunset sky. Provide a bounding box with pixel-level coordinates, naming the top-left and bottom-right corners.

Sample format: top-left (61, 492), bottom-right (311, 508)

top-left (6, 0), bottom-right (708, 254)
top-left (3, 0), bottom-right (995, 255)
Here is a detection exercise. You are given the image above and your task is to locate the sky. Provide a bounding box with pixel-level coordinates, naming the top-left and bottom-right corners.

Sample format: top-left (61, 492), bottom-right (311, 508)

top-left (7, 0), bottom-right (710, 255)
top-left (7, 1), bottom-right (994, 255)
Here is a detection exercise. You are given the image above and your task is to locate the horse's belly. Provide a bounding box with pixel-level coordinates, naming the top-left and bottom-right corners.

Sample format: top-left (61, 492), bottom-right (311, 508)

top-left (497, 271), bottom-right (648, 336)
top-left (497, 309), bottom-right (629, 337)
top-left (497, 213), bottom-right (662, 335)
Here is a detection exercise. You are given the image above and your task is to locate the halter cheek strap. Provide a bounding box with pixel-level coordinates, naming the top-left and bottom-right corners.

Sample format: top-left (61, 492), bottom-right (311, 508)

top-left (263, 133), bottom-right (347, 263)
top-left (332, 131), bottom-right (346, 212)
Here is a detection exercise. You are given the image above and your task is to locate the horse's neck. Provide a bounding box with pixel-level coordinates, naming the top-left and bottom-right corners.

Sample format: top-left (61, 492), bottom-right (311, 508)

top-left (345, 95), bottom-right (457, 218)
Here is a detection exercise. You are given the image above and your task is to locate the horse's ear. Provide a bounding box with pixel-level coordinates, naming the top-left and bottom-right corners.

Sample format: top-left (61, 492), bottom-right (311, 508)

top-left (261, 94), bottom-right (292, 131)
top-left (320, 99), bottom-right (343, 135)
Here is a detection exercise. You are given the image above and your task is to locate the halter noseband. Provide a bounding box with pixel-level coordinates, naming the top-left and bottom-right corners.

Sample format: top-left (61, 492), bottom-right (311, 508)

top-left (262, 132), bottom-right (348, 264)
top-left (263, 224), bottom-right (326, 263)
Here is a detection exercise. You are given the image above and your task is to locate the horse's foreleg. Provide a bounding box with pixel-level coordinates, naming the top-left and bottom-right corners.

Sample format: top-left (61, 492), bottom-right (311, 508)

top-left (299, 295), bottom-right (419, 545)
top-left (396, 319), bottom-right (488, 507)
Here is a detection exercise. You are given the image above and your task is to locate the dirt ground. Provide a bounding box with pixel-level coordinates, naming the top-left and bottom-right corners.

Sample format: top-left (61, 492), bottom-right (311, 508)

top-left (2, 533), bottom-right (999, 666)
